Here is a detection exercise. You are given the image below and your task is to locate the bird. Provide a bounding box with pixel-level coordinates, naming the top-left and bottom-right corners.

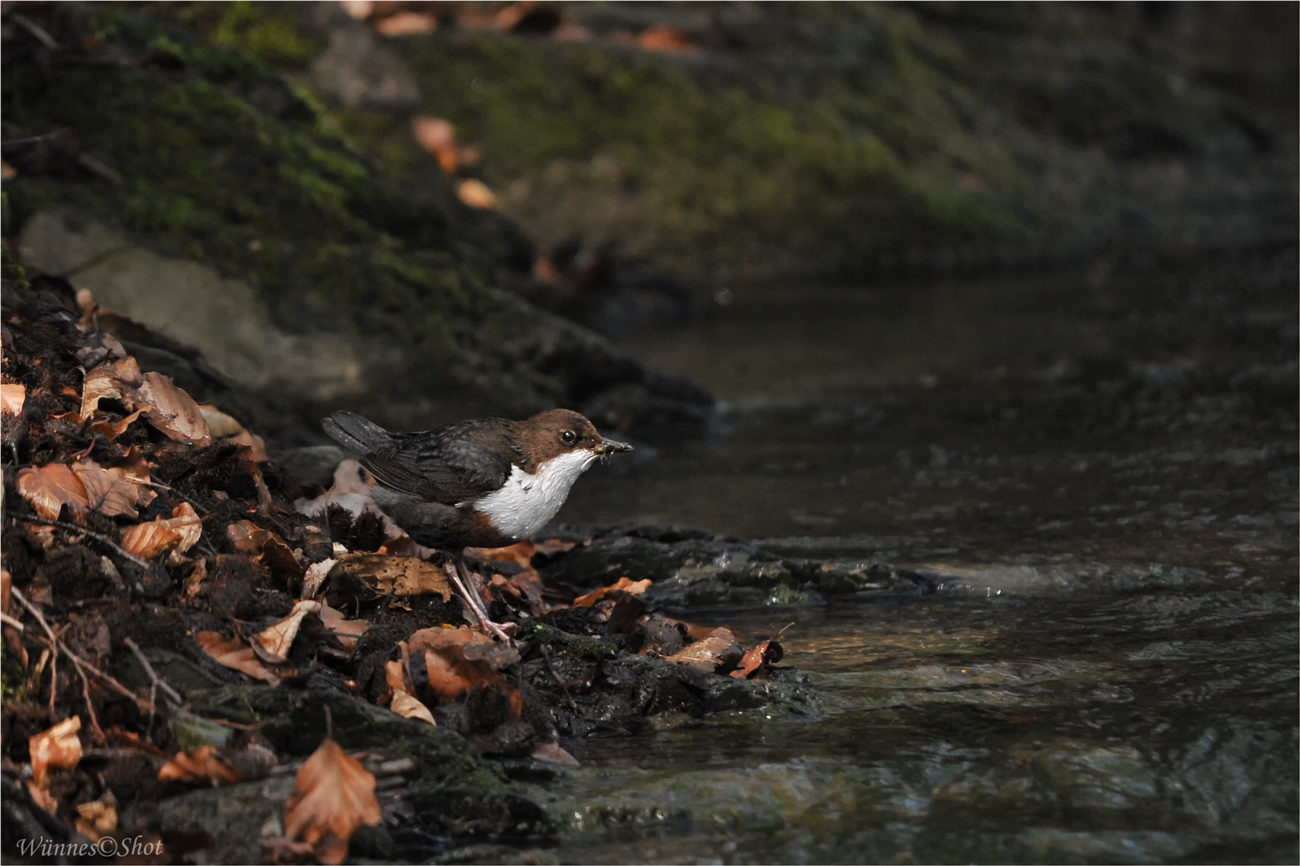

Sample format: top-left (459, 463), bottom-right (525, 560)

top-left (322, 408), bottom-right (633, 640)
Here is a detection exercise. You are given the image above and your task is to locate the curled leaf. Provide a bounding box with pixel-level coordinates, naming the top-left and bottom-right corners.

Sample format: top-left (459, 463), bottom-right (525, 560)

top-left (80, 357), bottom-right (142, 420)
top-left (0, 382), bottom-right (26, 415)
top-left (135, 371), bottom-right (211, 446)
top-left (284, 738), bottom-right (381, 865)
top-left (730, 638), bottom-right (785, 679)
top-left (194, 631), bottom-right (281, 684)
top-left (30, 716), bottom-right (83, 787)
top-left (251, 600), bottom-right (321, 664)
top-left (318, 599), bottom-right (368, 650)
top-left (390, 690), bottom-right (436, 725)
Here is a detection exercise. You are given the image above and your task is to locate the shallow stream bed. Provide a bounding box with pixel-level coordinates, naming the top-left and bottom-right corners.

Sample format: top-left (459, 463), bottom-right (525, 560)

top-left (547, 252), bottom-right (1298, 863)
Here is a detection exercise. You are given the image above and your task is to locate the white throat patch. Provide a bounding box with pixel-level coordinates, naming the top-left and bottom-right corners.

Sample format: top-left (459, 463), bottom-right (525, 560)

top-left (472, 450), bottom-right (598, 540)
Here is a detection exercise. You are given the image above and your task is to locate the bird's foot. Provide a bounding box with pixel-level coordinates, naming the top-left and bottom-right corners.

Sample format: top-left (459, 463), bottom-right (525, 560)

top-left (441, 557), bottom-right (514, 642)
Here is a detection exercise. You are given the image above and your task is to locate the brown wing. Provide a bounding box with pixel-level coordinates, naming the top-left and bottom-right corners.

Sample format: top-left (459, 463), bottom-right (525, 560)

top-left (323, 412), bottom-right (518, 504)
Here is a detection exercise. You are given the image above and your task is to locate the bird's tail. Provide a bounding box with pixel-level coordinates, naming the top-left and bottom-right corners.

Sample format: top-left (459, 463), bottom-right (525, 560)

top-left (322, 410), bottom-right (391, 455)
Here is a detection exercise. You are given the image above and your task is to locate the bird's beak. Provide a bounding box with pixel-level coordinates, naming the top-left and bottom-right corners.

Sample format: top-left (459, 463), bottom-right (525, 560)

top-left (594, 437), bottom-right (633, 456)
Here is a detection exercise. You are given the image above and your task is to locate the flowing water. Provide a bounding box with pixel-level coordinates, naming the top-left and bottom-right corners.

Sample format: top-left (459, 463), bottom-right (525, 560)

top-left (547, 252), bottom-right (1298, 864)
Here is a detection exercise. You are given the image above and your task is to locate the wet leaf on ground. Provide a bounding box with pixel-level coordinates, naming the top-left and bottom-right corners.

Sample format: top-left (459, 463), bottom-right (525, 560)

top-left (573, 576), bottom-right (652, 608)
top-left (665, 627), bottom-right (743, 673)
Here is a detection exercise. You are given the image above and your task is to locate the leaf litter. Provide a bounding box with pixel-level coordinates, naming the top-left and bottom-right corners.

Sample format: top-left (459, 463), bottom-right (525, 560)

top-left (1, 280), bottom-right (792, 860)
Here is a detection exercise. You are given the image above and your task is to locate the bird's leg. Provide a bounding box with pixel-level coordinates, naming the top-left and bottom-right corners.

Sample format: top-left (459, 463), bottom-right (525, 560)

top-left (441, 554), bottom-right (513, 642)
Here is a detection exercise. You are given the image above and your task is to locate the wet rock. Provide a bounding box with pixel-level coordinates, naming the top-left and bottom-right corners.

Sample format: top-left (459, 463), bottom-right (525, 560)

top-left (156, 774), bottom-right (295, 865)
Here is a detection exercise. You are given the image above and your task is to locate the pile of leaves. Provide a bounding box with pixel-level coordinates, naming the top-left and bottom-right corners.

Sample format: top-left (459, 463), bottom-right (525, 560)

top-left (0, 274), bottom-right (785, 862)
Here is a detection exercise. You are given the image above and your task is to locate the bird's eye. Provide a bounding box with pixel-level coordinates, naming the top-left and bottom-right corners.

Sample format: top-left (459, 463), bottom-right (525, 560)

top-left (561, 430), bottom-right (576, 445)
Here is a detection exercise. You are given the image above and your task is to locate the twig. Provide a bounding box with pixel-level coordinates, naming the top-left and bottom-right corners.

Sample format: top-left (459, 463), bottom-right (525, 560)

top-left (14, 588), bottom-right (60, 716)
top-left (0, 128), bottom-right (70, 149)
top-left (0, 612), bottom-right (24, 631)
top-left (11, 587), bottom-right (157, 715)
top-left (123, 637), bottom-right (184, 707)
top-left (10, 12), bottom-right (59, 51)
top-left (70, 658), bottom-right (105, 743)
top-left (12, 515), bottom-right (151, 569)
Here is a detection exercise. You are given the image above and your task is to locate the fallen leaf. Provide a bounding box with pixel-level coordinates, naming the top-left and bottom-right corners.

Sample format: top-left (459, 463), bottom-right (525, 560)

top-left (1, 568), bottom-right (10, 616)
top-left (375, 10), bottom-right (438, 36)
top-left (318, 600), bottom-right (368, 650)
top-left (120, 522), bottom-right (182, 560)
top-left (1, 382), bottom-right (26, 415)
top-left (184, 559), bottom-right (209, 599)
top-left (72, 459), bottom-right (149, 518)
top-left (332, 554), bottom-right (452, 601)
top-left (284, 738), bottom-right (380, 865)
top-left (412, 116), bottom-right (460, 174)
top-left (636, 25), bottom-right (698, 53)
top-left (301, 558), bottom-right (337, 600)
top-left (85, 408), bottom-right (144, 441)
top-left (408, 629), bottom-right (522, 716)
top-left (30, 716), bottom-right (83, 787)
top-left (135, 371), bottom-right (211, 446)
top-left (228, 520), bottom-right (302, 578)
top-left (457, 178), bottom-right (497, 209)
top-left (158, 745), bottom-right (246, 786)
top-left (194, 631), bottom-right (281, 684)
top-left (530, 741), bottom-right (579, 767)
top-left (665, 627), bottom-right (743, 673)
top-left (730, 638), bottom-right (784, 679)
top-left (80, 357), bottom-right (142, 420)
top-left (230, 429), bottom-right (269, 462)
top-left (75, 795), bottom-right (118, 841)
top-left (384, 658), bottom-right (411, 698)
top-left (573, 577), bottom-right (652, 608)
top-left (390, 690), bottom-right (436, 725)
top-left (197, 404), bottom-right (244, 438)
top-left (227, 519), bottom-right (271, 554)
top-left (16, 463), bottom-right (90, 520)
top-left (251, 600), bottom-right (321, 664)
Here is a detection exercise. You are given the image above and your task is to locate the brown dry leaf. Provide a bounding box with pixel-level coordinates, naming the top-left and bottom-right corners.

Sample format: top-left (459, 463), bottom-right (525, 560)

top-left (531, 741), bottom-right (580, 767)
top-left (414, 631), bottom-right (523, 718)
top-left (30, 716), bottom-right (83, 787)
top-left (27, 781), bottom-right (59, 814)
top-left (573, 576), bottom-right (652, 608)
top-left (184, 559), bottom-right (209, 599)
top-left (260, 532), bottom-right (303, 579)
top-left (284, 738), bottom-right (381, 865)
top-left (375, 10), bottom-right (438, 36)
top-left (75, 795), bottom-right (118, 840)
top-left (72, 459), bottom-right (149, 518)
top-left (80, 356), bottom-right (142, 419)
top-left (1, 567), bottom-right (10, 617)
top-left (636, 25), bottom-right (698, 53)
top-left (1, 382), bottom-right (26, 415)
top-left (16, 463), bottom-right (90, 520)
top-left (730, 638), bottom-right (785, 680)
top-left (194, 631), bottom-right (281, 684)
top-left (318, 600), bottom-right (369, 650)
top-left (665, 627), bottom-right (743, 673)
top-left (301, 558), bottom-right (337, 600)
top-left (230, 429), bottom-right (269, 462)
top-left (122, 521), bottom-right (183, 560)
top-left (85, 408), bottom-right (144, 441)
top-left (411, 116), bottom-right (460, 174)
top-left (197, 403), bottom-right (244, 438)
top-left (251, 600), bottom-right (321, 664)
top-left (227, 519), bottom-right (271, 554)
top-left (158, 745), bottom-right (246, 786)
top-left (457, 178), bottom-right (497, 209)
top-left (390, 690), bottom-right (436, 725)
top-left (135, 371), bottom-right (212, 446)
top-left (333, 554), bottom-right (452, 601)
top-left (384, 658), bottom-right (411, 699)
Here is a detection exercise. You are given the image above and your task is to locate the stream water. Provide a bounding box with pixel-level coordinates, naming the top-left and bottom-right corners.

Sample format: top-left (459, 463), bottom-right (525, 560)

top-left (548, 251), bottom-right (1298, 864)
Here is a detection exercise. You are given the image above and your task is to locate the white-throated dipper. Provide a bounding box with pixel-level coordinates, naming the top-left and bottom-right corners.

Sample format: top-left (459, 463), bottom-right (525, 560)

top-left (322, 408), bottom-right (632, 640)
